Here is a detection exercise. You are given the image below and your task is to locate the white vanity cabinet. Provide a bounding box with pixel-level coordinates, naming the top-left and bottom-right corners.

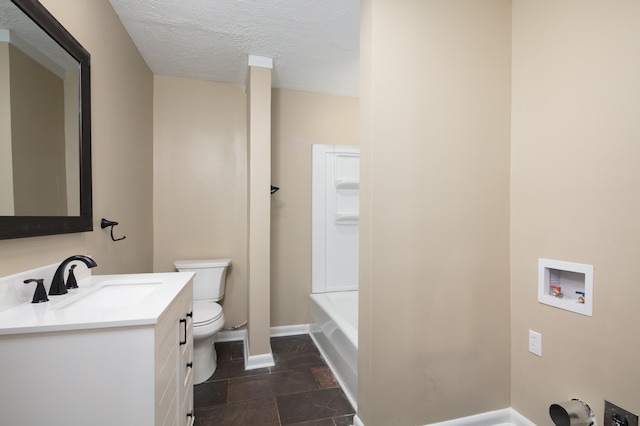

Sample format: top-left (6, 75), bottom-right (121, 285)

top-left (0, 274), bottom-right (194, 426)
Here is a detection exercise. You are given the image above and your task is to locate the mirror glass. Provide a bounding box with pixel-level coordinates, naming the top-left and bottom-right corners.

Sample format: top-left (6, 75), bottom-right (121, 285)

top-left (0, 0), bottom-right (92, 239)
top-left (0, 0), bottom-right (80, 216)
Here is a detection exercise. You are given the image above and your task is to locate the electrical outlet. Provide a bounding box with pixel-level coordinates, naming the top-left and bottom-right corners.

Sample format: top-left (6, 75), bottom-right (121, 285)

top-left (528, 330), bottom-right (542, 357)
top-left (605, 401), bottom-right (639, 426)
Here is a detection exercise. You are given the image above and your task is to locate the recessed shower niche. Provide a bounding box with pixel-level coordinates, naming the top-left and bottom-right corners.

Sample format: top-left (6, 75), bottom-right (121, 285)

top-left (538, 258), bottom-right (593, 316)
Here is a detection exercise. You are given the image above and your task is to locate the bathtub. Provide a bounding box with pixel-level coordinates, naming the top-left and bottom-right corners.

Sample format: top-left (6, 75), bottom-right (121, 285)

top-left (309, 291), bottom-right (358, 407)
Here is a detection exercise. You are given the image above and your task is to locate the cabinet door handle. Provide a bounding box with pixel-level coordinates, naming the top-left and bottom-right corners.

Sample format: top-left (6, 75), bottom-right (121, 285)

top-left (179, 318), bottom-right (187, 345)
top-left (187, 311), bottom-right (193, 318)
top-left (187, 362), bottom-right (193, 369)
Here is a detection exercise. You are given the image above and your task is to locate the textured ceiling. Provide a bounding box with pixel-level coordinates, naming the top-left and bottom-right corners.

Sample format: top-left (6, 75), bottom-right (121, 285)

top-left (108, 0), bottom-right (360, 97)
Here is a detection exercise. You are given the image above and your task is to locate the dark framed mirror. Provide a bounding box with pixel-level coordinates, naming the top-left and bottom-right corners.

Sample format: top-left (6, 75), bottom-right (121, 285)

top-left (0, 0), bottom-right (92, 239)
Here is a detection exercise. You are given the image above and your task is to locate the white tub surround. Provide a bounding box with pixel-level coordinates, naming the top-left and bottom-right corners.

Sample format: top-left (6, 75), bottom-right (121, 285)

top-left (309, 291), bottom-right (358, 407)
top-left (311, 144), bottom-right (360, 407)
top-left (312, 144), bottom-right (360, 293)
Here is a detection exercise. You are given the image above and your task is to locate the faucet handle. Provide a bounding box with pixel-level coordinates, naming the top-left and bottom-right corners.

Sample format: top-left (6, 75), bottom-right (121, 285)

top-left (66, 265), bottom-right (78, 289)
top-left (24, 279), bottom-right (49, 303)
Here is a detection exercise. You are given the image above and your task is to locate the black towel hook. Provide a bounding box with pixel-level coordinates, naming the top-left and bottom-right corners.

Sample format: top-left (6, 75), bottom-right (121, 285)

top-left (101, 218), bottom-right (126, 242)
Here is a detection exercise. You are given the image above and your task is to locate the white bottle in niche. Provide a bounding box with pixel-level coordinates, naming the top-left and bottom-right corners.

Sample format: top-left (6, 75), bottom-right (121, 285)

top-left (538, 258), bottom-right (593, 316)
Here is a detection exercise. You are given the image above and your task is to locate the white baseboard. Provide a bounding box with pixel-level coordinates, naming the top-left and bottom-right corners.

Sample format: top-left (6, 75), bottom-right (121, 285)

top-left (244, 351), bottom-right (275, 370)
top-left (353, 408), bottom-right (535, 426)
top-left (215, 324), bottom-right (310, 343)
top-left (215, 324), bottom-right (310, 371)
top-left (243, 332), bottom-right (275, 370)
top-left (215, 329), bottom-right (245, 342)
top-left (270, 324), bottom-right (310, 337)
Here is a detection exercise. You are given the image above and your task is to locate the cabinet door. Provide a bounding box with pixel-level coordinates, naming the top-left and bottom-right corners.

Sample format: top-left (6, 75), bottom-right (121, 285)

top-left (156, 293), bottom-right (181, 426)
top-left (178, 285), bottom-right (194, 426)
top-left (156, 281), bottom-right (193, 426)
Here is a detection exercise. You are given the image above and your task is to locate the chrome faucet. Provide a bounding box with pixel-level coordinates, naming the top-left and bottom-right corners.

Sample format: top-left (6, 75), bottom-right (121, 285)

top-left (49, 255), bottom-right (98, 296)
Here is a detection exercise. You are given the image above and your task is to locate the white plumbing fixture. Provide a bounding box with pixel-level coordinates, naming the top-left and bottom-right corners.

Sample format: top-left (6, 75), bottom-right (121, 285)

top-left (174, 259), bottom-right (230, 384)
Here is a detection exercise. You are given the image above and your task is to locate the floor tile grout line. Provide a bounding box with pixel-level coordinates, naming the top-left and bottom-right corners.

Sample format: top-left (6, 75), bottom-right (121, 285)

top-left (274, 393), bottom-right (283, 426)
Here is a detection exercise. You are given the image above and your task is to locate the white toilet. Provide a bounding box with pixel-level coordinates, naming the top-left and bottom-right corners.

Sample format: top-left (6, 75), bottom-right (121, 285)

top-left (174, 259), bottom-right (230, 385)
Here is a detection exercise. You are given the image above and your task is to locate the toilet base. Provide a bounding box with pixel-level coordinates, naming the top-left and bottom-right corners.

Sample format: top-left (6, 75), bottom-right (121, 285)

top-left (193, 333), bottom-right (218, 385)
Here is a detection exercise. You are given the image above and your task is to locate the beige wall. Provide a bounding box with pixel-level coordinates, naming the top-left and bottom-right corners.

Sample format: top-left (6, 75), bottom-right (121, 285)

top-left (361, 1), bottom-right (640, 424)
top-left (153, 76), bottom-right (248, 328)
top-left (152, 79), bottom-right (359, 332)
top-left (359, 1), bottom-right (512, 424)
top-left (8, 3), bottom-right (637, 424)
top-left (511, 1), bottom-right (640, 424)
top-left (271, 89), bottom-right (359, 326)
top-left (0, 0), bottom-right (153, 276)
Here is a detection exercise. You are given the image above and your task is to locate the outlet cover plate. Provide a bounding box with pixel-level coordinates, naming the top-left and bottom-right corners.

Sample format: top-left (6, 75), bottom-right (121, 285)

top-left (528, 330), bottom-right (542, 357)
top-left (605, 401), bottom-right (639, 426)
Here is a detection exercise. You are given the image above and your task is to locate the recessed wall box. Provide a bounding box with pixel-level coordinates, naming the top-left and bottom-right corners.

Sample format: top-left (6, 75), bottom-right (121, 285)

top-left (538, 258), bottom-right (593, 316)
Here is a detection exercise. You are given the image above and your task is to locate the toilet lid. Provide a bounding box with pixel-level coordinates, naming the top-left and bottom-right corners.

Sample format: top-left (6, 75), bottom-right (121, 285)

top-left (193, 301), bottom-right (223, 325)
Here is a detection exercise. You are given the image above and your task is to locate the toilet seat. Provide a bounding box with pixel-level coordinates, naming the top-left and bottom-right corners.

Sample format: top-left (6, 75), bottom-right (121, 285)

top-left (193, 301), bottom-right (224, 327)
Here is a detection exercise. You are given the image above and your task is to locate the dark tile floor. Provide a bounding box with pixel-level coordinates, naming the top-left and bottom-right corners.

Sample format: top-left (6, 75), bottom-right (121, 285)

top-left (194, 334), bottom-right (355, 426)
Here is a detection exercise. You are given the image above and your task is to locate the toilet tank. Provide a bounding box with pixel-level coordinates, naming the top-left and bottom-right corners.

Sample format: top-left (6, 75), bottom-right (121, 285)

top-left (174, 259), bottom-right (231, 301)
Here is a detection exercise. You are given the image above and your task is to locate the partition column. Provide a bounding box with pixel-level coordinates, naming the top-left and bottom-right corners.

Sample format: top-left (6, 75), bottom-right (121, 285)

top-left (245, 55), bottom-right (275, 369)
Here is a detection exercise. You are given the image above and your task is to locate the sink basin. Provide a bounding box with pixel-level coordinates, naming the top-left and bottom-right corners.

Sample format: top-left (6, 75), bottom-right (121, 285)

top-left (0, 271), bottom-right (192, 336)
top-left (57, 281), bottom-right (162, 310)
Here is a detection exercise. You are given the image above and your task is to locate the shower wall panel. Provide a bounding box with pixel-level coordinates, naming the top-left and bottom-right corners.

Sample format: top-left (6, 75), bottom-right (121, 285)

top-left (312, 144), bottom-right (360, 293)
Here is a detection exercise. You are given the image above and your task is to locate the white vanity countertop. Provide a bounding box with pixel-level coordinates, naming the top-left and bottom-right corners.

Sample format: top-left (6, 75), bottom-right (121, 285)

top-left (0, 272), bottom-right (194, 335)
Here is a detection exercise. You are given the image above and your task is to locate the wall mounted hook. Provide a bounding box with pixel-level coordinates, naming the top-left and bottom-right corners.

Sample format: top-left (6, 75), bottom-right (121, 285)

top-left (271, 185), bottom-right (280, 194)
top-left (101, 218), bottom-right (126, 242)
